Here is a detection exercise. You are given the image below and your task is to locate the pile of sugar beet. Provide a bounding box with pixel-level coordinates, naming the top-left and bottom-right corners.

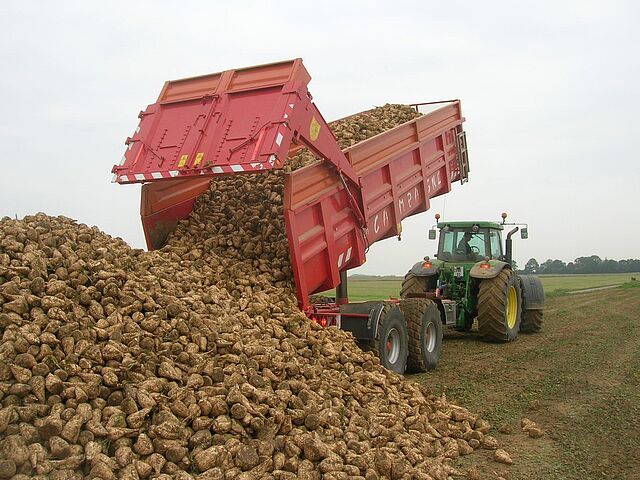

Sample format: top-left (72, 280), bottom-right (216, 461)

top-left (0, 105), bottom-right (501, 480)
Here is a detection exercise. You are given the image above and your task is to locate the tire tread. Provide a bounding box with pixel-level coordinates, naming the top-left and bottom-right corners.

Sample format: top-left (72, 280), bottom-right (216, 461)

top-left (520, 309), bottom-right (543, 333)
top-left (477, 269), bottom-right (520, 342)
top-left (400, 299), bottom-right (431, 372)
top-left (400, 272), bottom-right (427, 298)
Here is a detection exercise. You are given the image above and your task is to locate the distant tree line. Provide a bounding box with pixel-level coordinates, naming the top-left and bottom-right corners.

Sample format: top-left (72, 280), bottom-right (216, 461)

top-left (520, 255), bottom-right (640, 275)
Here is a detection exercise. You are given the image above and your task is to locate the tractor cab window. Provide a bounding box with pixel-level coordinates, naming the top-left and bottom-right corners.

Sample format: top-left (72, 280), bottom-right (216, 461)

top-left (489, 230), bottom-right (503, 259)
top-left (441, 230), bottom-right (455, 255)
top-left (438, 228), bottom-right (487, 261)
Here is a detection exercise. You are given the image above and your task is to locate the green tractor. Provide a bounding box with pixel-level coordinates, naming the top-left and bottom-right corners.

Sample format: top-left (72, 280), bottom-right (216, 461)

top-left (401, 213), bottom-right (545, 343)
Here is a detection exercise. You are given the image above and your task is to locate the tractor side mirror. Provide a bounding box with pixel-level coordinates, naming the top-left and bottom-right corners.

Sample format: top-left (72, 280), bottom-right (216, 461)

top-left (520, 228), bottom-right (528, 239)
top-left (428, 229), bottom-right (437, 240)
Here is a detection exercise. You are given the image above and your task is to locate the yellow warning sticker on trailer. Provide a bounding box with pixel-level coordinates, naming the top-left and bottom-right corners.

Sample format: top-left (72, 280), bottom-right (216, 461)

top-left (194, 152), bottom-right (204, 166)
top-left (178, 154), bottom-right (189, 168)
top-left (310, 116), bottom-right (321, 141)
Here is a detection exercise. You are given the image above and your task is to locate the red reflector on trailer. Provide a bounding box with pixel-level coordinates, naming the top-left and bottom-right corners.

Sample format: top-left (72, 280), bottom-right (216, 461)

top-left (320, 317), bottom-right (328, 327)
top-left (480, 263), bottom-right (491, 269)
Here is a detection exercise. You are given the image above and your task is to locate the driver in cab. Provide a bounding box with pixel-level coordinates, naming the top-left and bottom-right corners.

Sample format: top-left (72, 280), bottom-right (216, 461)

top-left (457, 231), bottom-right (477, 260)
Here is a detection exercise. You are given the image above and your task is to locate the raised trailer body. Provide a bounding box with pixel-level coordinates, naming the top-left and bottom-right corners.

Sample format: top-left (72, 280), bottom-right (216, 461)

top-left (113, 59), bottom-right (469, 371)
top-left (113, 58), bottom-right (468, 309)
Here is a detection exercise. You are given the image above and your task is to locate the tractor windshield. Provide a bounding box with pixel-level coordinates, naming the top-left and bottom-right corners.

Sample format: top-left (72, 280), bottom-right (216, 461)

top-left (438, 228), bottom-right (497, 261)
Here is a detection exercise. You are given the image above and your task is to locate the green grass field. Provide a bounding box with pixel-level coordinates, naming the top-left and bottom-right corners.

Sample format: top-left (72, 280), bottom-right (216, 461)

top-left (324, 272), bottom-right (639, 302)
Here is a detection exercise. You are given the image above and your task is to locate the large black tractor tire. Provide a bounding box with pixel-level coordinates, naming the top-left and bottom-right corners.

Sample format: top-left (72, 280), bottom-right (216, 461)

top-left (520, 309), bottom-right (543, 333)
top-left (400, 272), bottom-right (428, 298)
top-left (400, 299), bottom-right (443, 372)
top-left (477, 269), bottom-right (522, 342)
top-left (369, 304), bottom-right (409, 374)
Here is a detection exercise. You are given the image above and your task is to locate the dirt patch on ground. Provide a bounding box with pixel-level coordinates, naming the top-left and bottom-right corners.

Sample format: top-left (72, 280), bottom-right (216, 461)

top-left (414, 287), bottom-right (640, 479)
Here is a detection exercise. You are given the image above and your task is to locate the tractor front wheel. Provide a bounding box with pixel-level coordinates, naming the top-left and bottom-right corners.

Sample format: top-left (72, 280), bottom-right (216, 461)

top-left (477, 269), bottom-right (522, 342)
top-left (400, 299), bottom-right (443, 372)
top-left (370, 304), bottom-right (409, 374)
top-left (400, 272), bottom-right (428, 298)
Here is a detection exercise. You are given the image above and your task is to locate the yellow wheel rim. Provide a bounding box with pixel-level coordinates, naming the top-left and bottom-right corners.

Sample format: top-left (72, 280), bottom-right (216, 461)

top-left (506, 285), bottom-right (518, 329)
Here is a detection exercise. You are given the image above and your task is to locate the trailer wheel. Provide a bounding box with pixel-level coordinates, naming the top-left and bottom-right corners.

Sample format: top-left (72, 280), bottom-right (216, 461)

top-left (400, 299), bottom-right (443, 372)
top-left (370, 304), bottom-right (408, 374)
top-left (477, 268), bottom-right (522, 342)
top-left (520, 309), bottom-right (543, 333)
top-left (400, 272), bottom-right (428, 298)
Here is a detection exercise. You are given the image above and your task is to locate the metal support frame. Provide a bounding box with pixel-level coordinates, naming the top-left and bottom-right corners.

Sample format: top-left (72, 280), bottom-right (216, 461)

top-left (336, 270), bottom-right (348, 305)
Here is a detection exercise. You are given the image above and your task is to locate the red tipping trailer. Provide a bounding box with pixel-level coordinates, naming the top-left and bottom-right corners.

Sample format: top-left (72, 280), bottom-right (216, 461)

top-left (113, 59), bottom-right (470, 373)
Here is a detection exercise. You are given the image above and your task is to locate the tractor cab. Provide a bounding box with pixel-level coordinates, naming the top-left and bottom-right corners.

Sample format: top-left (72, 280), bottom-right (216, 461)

top-left (435, 221), bottom-right (504, 263)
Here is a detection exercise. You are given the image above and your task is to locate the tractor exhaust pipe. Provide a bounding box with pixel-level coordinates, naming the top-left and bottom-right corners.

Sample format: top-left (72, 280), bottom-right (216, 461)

top-left (505, 227), bottom-right (519, 265)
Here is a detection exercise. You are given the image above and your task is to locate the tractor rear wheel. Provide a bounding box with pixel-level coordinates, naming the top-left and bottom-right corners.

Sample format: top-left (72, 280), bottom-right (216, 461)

top-left (477, 268), bottom-right (522, 342)
top-left (520, 309), bottom-right (543, 333)
top-left (400, 299), bottom-right (443, 372)
top-left (400, 272), bottom-right (427, 298)
top-left (369, 304), bottom-right (409, 374)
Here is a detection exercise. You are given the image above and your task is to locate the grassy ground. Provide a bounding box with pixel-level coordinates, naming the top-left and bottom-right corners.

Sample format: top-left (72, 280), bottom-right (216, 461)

top-left (332, 272), bottom-right (639, 301)
top-left (415, 283), bottom-right (640, 479)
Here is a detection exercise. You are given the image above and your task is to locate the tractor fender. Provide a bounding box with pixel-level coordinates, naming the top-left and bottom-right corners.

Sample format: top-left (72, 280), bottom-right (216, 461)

top-left (409, 259), bottom-right (443, 277)
top-left (519, 274), bottom-right (545, 310)
top-left (469, 260), bottom-right (509, 279)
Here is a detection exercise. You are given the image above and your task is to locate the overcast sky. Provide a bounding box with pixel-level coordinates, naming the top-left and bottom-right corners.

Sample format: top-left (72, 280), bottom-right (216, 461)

top-left (1, 1), bottom-right (638, 275)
